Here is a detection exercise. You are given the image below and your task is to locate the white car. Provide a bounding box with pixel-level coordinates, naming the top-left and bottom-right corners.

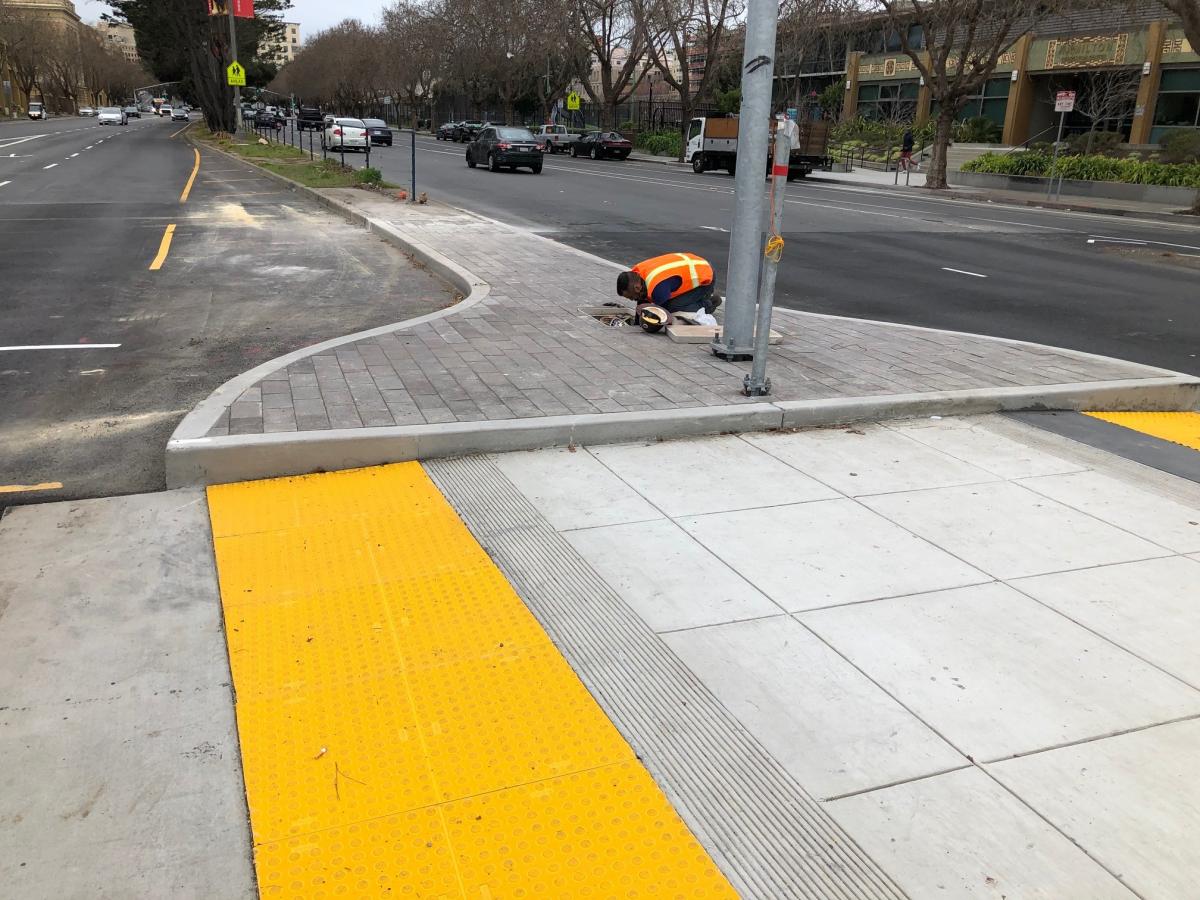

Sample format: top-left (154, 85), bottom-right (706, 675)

top-left (324, 117), bottom-right (368, 152)
top-left (171, 107), bottom-right (189, 122)
top-left (28, 101), bottom-right (46, 120)
top-left (160, 105), bottom-right (172, 117)
top-left (98, 106), bottom-right (127, 126)
top-left (79, 106), bottom-right (96, 117)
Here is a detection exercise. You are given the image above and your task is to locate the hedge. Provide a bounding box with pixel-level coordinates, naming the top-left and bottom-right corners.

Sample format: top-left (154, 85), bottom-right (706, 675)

top-left (636, 129), bottom-right (683, 158)
top-left (962, 151), bottom-right (1200, 188)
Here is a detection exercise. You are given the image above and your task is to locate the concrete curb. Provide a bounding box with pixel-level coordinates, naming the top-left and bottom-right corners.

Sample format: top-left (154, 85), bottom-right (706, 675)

top-left (170, 136), bottom-right (490, 442)
top-left (166, 377), bottom-right (1199, 487)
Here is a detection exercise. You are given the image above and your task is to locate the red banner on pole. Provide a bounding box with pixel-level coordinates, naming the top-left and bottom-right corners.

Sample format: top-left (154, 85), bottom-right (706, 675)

top-left (233, 0), bottom-right (254, 17)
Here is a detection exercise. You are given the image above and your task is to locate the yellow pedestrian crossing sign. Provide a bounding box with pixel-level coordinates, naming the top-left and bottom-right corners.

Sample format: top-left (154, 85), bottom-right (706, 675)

top-left (226, 61), bottom-right (246, 87)
top-left (566, 91), bottom-right (581, 111)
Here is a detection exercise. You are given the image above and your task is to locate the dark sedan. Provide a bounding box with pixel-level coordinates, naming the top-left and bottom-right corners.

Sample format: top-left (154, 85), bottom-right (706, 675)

top-left (436, 121), bottom-right (459, 140)
top-left (466, 125), bottom-right (543, 174)
top-left (454, 120), bottom-right (484, 142)
top-left (571, 131), bottom-right (633, 160)
top-left (254, 111), bottom-right (284, 131)
top-left (363, 118), bottom-right (393, 146)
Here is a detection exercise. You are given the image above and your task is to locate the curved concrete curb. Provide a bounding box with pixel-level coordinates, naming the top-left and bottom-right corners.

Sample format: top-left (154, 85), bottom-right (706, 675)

top-left (169, 136), bottom-right (490, 443)
top-left (166, 136), bottom-right (1199, 488)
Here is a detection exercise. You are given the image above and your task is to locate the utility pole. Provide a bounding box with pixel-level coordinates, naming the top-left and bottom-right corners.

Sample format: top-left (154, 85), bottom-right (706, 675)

top-left (226, 2), bottom-right (242, 131)
top-left (711, 0), bottom-right (780, 360)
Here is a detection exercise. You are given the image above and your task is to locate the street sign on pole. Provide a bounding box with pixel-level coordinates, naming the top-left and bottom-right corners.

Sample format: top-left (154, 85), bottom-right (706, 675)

top-left (566, 91), bottom-right (581, 111)
top-left (227, 61), bottom-right (246, 87)
top-left (1054, 90), bottom-right (1075, 112)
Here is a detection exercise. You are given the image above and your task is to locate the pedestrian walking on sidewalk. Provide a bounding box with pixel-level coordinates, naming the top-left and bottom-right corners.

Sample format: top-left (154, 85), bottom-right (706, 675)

top-left (899, 128), bottom-right (917, 172)
top-left (617, 252), bottom-right (721, 328)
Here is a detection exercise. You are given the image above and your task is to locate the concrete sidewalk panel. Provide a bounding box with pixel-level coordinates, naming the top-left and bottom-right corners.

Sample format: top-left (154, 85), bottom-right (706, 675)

top-left (800, 582), bottom-right (1200, 762)
top-left (888, 416), bottom-right (1087, 479)
top-left (743, 424), bottom-right (997, 496)
top-left (863, 481), bottom-right (1168, 579)
top-left (589, 434), bottom-right (837, 517)
top-left (0, 490), bottom-right (253, 899)
top-left (826, 768), bottom-right (1134, 899)
top-left (564, 518), bottom-right (782, 631)
top-left (664, 616), bottom-right (968, 799)
top-left (1013, 556), bottom-right (1200, 687)
top-left (680, 498), bottom-right (988, 611)
top-left (491, 447), bottom-right (663, 531)
top-left (987, 719), bottom-right (1200, 900)
top-left (1018, 469), bottom-right (1200, 554)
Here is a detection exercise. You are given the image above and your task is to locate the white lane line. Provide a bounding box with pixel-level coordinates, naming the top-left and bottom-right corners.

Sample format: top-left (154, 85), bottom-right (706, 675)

top-left (0, 344), bottom-right (121, 351)
top-left (0, 180), bottom-right (10, 188)
top-left (43, 163), bottom-right (58, 169)
top-left (85, 145), bottom-right (93, 149)
top-left (70, 152), bottom-right (79, 157)
top-left (700, 225), bottom-right (729, 232)
top-left (942, 267), bottom-right (988, 278)
top-left (0, 134), bottom-right (50, 150)
top-left (1089, 235), bottom-right (1200, 251)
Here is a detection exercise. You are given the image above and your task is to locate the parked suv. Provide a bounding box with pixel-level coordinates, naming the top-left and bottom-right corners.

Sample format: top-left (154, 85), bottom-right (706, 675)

top-left (297, 106), bottom-right (324, 131)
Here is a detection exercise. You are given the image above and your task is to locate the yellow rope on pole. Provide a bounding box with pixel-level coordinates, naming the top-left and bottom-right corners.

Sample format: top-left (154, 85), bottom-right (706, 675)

top-left (764, 234), bottom-right (784, 262)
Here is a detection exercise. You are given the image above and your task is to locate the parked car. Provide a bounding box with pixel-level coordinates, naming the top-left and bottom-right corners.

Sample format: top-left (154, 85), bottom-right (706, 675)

top-left (254, 111), bottom-right (283, 130)
top-left (28, 101), bottom-right (47, 120)
top-left (531, 124), bottom-right (578, 153)
top-left (466, 125), bottom-right (543, 174)
top-left (454, 120), bottom-right (484, 142)
top-left (171, 106), bottom-right (189, 122)
top-left (160, 105), bottom-right (173, 118)
top-left (297, 106), bottom-right (324, 131)
top-left (124, 106), bottom-right (140, 119)
top-left (362, 118), bottom-right (393, 146)
top-left (324, 117), bottom-right (368, 152)
top-left (571, 131), bottom-right (632, 160)
top-left (98, 106), bottom-right (128, 126)
top-left (436, 121), bottom-right (459, 141)
top-left (78, 106), bottom-right (95, 117)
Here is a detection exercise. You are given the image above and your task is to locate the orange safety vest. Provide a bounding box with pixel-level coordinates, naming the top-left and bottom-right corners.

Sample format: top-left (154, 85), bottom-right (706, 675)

top-left (631, 253), bottom-right (714, 302)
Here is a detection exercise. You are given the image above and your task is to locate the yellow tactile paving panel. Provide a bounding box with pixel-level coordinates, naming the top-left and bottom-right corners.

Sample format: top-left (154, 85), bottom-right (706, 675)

top-left (208, 463), bottom-right (735, 899)
top-left (1084, 411), bottom-right (1200, 453)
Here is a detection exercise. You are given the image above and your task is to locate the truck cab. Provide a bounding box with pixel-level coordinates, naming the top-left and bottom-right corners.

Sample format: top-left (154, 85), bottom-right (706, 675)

top-left (28, 101), bottom-right (46, 120)
top-left (532, 124), bottom-right (577, 153)
top-left (687, 115), bottom-right (831, 180)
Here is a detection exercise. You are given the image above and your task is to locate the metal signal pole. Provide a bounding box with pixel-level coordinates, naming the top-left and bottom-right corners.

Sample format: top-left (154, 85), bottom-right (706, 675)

top-left (711, 0), bottom-right (780, 360)
top-left (226, 3), bottom-right (242, 130)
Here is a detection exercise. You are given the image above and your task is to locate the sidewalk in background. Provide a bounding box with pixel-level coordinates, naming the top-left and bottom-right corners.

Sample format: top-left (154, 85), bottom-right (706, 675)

top-left (626, 151), bottom-right (1197, 222)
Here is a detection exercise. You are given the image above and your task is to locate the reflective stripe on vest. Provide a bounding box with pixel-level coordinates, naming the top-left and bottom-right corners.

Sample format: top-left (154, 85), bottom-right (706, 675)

top-left (632, 253), bottom-right (714, 302)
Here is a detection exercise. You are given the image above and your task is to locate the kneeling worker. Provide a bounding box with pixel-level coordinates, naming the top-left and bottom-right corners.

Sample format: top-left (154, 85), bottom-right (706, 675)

top-left (617, 252), bottom-right (721, 329)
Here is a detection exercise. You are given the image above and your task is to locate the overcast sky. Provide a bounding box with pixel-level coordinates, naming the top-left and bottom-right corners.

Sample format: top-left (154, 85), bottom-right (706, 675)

top-left (75, 0), bottom-right (383, 39)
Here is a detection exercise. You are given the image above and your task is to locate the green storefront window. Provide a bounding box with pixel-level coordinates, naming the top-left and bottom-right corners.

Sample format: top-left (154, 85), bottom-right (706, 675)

top-left (1154, 92), bottom-right (1200, 127)
top-left (857, 84), bottom-right (879, 102)
top-left (984, 78), bottom-right (1011, 98)
top-left (1159, 68), bottom-right (1200, 93)
top-left (900, 82), bottom-right (920, 99)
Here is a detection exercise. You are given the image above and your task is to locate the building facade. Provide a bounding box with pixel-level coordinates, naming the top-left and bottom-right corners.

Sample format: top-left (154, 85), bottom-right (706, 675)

top-left (262, 21), bottom-right (301, 65)
top-left (836, 4), bottom-right (1200, 146)
top-left (97, 19), bottom-right (139, 64)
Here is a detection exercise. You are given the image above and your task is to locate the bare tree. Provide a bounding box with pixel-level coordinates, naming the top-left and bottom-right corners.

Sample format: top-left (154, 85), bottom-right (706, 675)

top-left (575, 0), bottom-right (650, 127)
top-left (637, 0), bottom-right (741, 157)
top-left (5, 11), bottom-right (55, 110)
top-left (874, 0), bottom-right (1051, 189)
top-left (1061, 67), bottom-right (1140, 153)
top-left (45, 26), bottom-right (86, 113)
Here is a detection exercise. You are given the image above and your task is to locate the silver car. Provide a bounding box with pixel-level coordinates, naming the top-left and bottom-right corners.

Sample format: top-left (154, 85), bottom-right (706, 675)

top-left (98, 106), bottom-right (127, 126)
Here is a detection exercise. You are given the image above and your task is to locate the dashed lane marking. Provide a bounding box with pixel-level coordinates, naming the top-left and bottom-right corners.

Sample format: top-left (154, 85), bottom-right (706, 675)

top-left (149, 223), bottom-right (177, 270)
top-left (942, 267), bottom-right (988, 278)
top-left (0, 482), bottom-right (63, 494)
top-left (0, 344), bottom-right (121, 351)
top-left (180, 147), bottom-right (200, 202)
top-left (42, 163), bottom-right (57, 169)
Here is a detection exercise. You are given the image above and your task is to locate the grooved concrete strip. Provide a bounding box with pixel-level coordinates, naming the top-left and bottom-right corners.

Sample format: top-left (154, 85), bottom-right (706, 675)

top-left (426, 454), bottom-right (909, 900)
top-left (198, 193), bottom-right (1172, 440)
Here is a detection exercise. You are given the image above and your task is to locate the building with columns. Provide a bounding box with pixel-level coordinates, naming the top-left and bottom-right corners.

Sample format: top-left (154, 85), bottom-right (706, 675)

top-left (835, 4), bottom-right (1199, 146)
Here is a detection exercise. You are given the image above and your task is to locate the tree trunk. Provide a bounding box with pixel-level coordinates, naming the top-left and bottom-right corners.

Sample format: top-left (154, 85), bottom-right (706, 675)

top-left (926, 108), bottom-right (955, 190)
top-left (1085, 126), bottom-right (1096, 155)
top-left (602, 99), bottom-right (616, 130)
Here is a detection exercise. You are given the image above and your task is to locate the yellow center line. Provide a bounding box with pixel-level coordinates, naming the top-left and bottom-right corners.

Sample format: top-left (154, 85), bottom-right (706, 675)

top-left (0, 481), bottom-right (63, 494)
top-left (148, 224), bottom-right (176, 271)
top-left (179, 146), bottom-right (200, 202)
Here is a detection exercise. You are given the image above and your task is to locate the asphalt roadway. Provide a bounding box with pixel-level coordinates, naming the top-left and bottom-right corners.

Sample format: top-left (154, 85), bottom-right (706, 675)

top-left (301, 128), bottom-right (1200, 377)
top-left (0, 115), bottom-right (452, 507)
